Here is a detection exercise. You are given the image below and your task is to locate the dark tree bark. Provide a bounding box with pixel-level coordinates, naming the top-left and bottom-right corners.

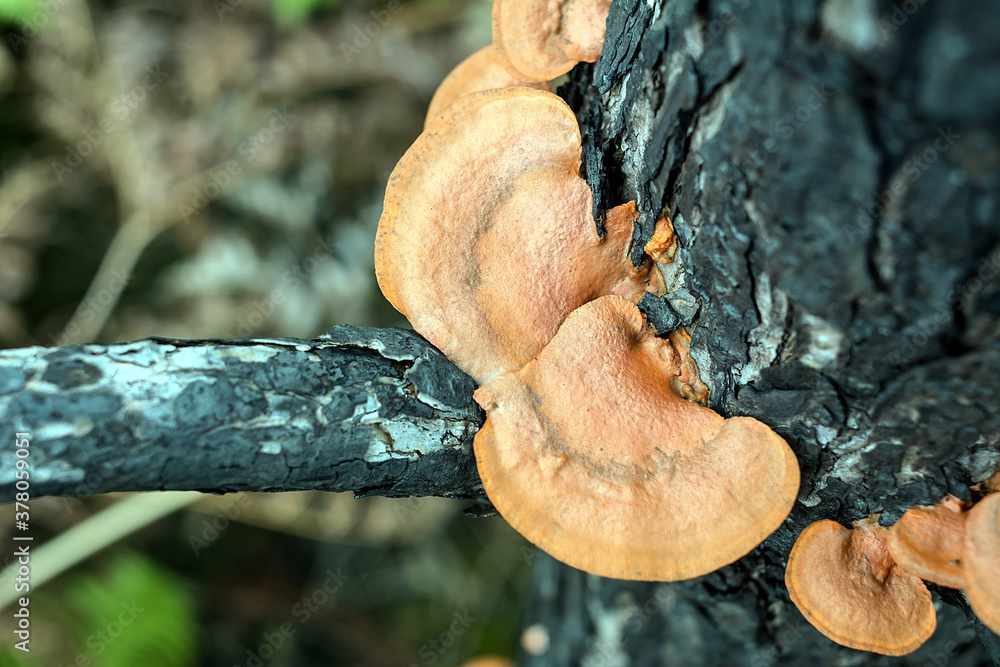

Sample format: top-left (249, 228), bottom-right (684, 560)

top-left (0, 326), bottom-right (483, 500)
top-left (4, 0), bottom-right (1000, 665)
top-left (521, 0), bottom-right (1000, 665)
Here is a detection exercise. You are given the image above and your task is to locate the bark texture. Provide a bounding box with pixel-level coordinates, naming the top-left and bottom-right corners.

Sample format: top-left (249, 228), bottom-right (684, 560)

top-left (3, 0), bottom-right (999, 664)
top-left (0, 326), bottom-right (483, 501)
top-left (521, 0), bottom-right (1000, 665)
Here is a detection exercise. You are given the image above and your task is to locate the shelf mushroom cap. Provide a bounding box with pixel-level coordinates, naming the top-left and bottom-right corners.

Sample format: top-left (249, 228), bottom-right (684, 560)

top-left (376, 88), bottom-right (647, 385)
top-left (887, 494), bottom-right (967, 588)
top-left (785, 517), bottom-right (936, 656)
top-left (425, 46), bottom-right (550, 129)
top-left (492, 0), bottom-right (612, 82)
top-left (459, 658), bottom-right (515, 667)
top-left (473, 295), bottom-right (800, 581)
top-left (964, 492), bottom-right (1000, 634)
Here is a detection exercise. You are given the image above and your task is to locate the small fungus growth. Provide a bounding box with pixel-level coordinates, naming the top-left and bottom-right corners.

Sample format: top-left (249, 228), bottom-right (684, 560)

top-left (785, 517), bottom-right (936, 656)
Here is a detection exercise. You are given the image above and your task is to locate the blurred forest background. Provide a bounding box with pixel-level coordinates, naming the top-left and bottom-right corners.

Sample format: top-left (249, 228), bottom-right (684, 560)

top-left (0, 0), bottom-right (530, 664)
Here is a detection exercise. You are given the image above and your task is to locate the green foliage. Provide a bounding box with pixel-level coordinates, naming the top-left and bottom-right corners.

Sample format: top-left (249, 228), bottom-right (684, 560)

top-left (0, 645), bottom-right (38, 667)
top-left (0, 0), bottom-right (39, 26)
top-left (64, 552), bottom-right (197, 667)
top-left (272, 0), bottom-right (342, 25)
top-left (0, 551), bottom-right (196, 667)
top-left (0, 0), bottom-right (346, 28)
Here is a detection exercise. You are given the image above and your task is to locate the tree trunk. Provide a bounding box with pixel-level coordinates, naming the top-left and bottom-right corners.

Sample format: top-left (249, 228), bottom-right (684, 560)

top-left (4, 0), bottom-right (1000, 664)
top-left (521, 0), bottom-right (1000, 664)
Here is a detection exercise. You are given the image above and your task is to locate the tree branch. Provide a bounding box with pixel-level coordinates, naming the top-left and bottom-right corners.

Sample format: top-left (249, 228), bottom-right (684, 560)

top-left (0, 326), bottom-right (485, 501)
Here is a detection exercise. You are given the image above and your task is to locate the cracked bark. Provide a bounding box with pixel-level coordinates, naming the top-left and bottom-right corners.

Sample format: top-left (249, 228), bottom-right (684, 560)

top-left (522, 0), bottom-right (1000, 665)
top-left (0, 326), bottom-right (483, 501)
top-left (2, 0), bottom-right (999, 664)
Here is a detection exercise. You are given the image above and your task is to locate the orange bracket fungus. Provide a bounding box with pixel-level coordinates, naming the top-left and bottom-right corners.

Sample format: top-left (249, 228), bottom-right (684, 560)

top-left (376, 88), bottom-right (653, 384)
top-left (887, 494), bottom-right (968, 588)
top-left (377, 69), bottom-right (797, 585)
top-left (785, 517), bottom-right (936, 656)
top-left (424, 46), bottom-right (550, 129)
top-left (492, 0), bottom-right (612, 82)
top-left (459, 658), bottom-right (516, 667)
top-left (473, 295), bottom-right (800, 581)
top-left (964, 491), bottom-right (1000, 634)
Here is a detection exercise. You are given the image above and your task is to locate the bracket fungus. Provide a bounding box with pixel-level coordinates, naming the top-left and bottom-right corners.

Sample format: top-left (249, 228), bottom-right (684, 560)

top-left (377, 64), bottom-right (797, 585)
top-left (473, 295), bottom-right (800, 581)
top-left (492, 0), bottom-right (612, 82)
top-left (459, 658), bottom-right (515, 667)
top-left (376, 88), bottom-right (653, 384)
top-left (964, 491), bottom-right (1000, 634)
top-left (785, 517), bottom-right (936, 656)
top-left (424, 46), bottom-right (550, 129)
top-left (887, 494), bottom-right (967, 589)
